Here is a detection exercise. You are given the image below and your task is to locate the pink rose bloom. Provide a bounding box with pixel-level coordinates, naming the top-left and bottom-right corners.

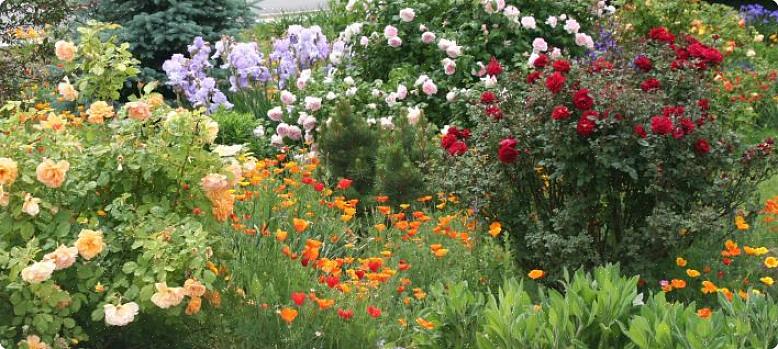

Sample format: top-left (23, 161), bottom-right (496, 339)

top-left (446, 43), bottom-right (462, 58)
top-left (399, 8), bottom-right (416, 22)
top-left (267, 106), bottom-right (284, 121)
top-left (388, 36), bottom-right (403, 48)
top-left (503, 6), bottom-right (520, 22)
top-left (422, 79), bottom-right (438, 96)
top-left (396, 84), bottom-right (408, 100)
top-left (442, 58), bottom-right (456, 75)
top-left (304, 96), bottom-right (322, 111)
top-left (287, 125), bottom-right (303, 140)
top-left (575, 33), bottom-right (594, 49)
top-left (564, 19), bottom-right (580, 34)
top-left (280, 90), bottom-right (296, 105)
top-left (384, 25), bottom-right (398, 38)
top-left (421, 31), bottom-right (436, 44)
top-left (550, 47), bottom-right (562, 59)
top-left (532, 38), bottom-right (548, 52)
top-left (360, 36), bottom-right (370, 46)
top-left (546, 16), bottom-right (558, 28)
top-left (521, 16), bottom-right (537, 29)
top-left (276, 123), bottom-right (291, 137)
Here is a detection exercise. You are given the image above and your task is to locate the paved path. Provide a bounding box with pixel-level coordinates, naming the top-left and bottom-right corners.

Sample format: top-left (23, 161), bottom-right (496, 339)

top-left (255, 0), bottom-right (328, 15)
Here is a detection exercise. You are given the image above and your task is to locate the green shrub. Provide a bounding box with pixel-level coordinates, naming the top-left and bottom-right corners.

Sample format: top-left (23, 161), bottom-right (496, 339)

top-left (209, 109), bottom-right (274, 158)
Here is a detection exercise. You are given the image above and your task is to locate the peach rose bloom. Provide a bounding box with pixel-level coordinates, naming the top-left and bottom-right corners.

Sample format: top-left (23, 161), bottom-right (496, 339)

top-left (55, 40), bottom-right (77, 62)
top-left (36, 159), bottom-right (70, 188)
top-left (21, 260), bottom-right (56, 284)
top-left (0, 188), bottom-right (9, 207)
top-left (147, 93), bottom-right (165, 109)
top-left (23, 335), bottom-right (51, 349)
top-left (40, 113), bottom-right (67, 132)
top-left (150, 282), bottom-right (186, 309)
top-left (57, 81), bottom-right (79, 102)
top-left (0, 157), bottom-right (19, 186)
top-left (200, 173), bottom-right (230, 193)
top-left (22, 193), bottom-right (41, 217)
top-left (87, 101), bottom-right (115, 124)
top-left (75, 229), bottom-right (105, 260)
top-left (126, 101), bottom-right (152, 121)
top-left (185, 296), bottom-right (202, 315)
top-left (184, 278), bottom-right (207, 297)
top-left (44, 245), bottom-right (78, 270)
top-left (104, 302), bottom-right (139, 326)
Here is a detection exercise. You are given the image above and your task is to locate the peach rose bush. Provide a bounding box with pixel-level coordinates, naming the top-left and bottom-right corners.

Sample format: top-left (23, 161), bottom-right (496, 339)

top-left (0, 29), bottom-right (236, 344)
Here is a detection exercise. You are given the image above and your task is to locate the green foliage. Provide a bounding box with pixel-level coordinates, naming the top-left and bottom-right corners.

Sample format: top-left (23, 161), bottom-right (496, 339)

top-left (209, 108), bottom-right (274, 157)
top-left (413, 281), bottom-right (486, 349)
top-left (374, 116), bottom-right (431, 205)
top-left (92, 0), bottom-right (255, 79)
top-left (317, 102), bottom-right (378, 200)
top-left (62, 21), bottom-right (141, 101)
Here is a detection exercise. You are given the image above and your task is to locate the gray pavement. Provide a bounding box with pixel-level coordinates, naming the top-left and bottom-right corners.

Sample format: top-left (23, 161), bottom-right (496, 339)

top-left (255, 0), bottom-right (329, 15)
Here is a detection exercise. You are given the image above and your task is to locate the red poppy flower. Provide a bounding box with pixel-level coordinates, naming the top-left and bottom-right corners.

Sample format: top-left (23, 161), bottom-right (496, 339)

top-left (291, 292), bottom-right (306, 306)
top-left (367, 305), bottom-right (382, 318)
top-left (337, 178), bottom-right (353, 190)
top-left (338, 308), bottom-right (354, 320)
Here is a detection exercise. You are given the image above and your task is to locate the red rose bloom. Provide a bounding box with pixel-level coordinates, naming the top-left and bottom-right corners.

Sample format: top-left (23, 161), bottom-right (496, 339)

top-left (447, 141), bottom-right (468, 156)
top-left (526, 71), bottom-right (542, 84)
top-left (441, 133), bottom-right (457, 149)
top-left (680, 118), bottom-right (695, 135)
top-left (480, 91), bottom-right (497, 104)
top-left (634, 124), bottom-right (647, 138)
top-left (486, 57), bottom-right (503, 76)
top-left (576, 116), bottom-right (597, 137)
top-left (552, 59), bottom-right (571, 74)
top-left (485, 105), bottom-right (503, 119)
top-left (581, 110), bottom-right (600, 121)
top-left (533, 54), bottom-right (549, 69)
top-left (648, 26), bottom-right (676, 44)
top-left (572, 89), bottom-right (594, 110)
top-left (592, 57), bottom-right (614, 72)
top-left (640, 78), bottom-right (661, 92)
top-left (497, 138), bottom-right (519, 164)
top-left (694, 138), bottom-right (711, 155)
top-left (650, 115), bottom-right (673, 135)
top-left (551, 105), bottom-right (571, 120)
top-left (698, 98), bottom-right (710, 111)
top-left (634, 55), bottom-right (653, 72)
top-left (545, 72), bottom-right (566, 94)
top-left (672, 127), bottom-right (685, 139)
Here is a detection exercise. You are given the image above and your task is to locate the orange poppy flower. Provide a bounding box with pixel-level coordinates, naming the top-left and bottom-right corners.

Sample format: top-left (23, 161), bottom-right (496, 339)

top-left (697, 307), bottom-right (712, 319)
top-left (279, 307), bottom-right (298, 325)
top-left (293, 218), bottom-right (310, 233)
top-left (528, 269), bottom-right (544, 280)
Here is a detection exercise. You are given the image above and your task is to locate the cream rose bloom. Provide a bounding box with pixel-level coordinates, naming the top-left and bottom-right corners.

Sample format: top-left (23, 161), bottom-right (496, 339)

top-left (57, 80), bottom-right (79, 102)
top-left (104, 302), bottom-right (140, 326)
top-left (44, 245), bottom-right (78, 270)
top-left (21, 260), bottom-right (56, 284)
top-left (22, 193), bottom-right (41, 217)
top-left (150, 282), bottom-right (186, 309)
top-left (200, 173), bottom-right (230, 193)
top-left (87, 101), bottom-right (115, 124)
top-left (0, 187), bottom-right (9, 207)
top-left (54, 40), bottom-right (77, 62)
top-left (36, 159), bottom-right (70, 188)
top-left (22, 335), bottom-right (50, 349)
top-left (204, 119), bottom-right (219, 144)
top-left (126, 101), bottom-right (152, 121)
top-left (75, 229), bottom-right (105, 260)
top-left (147, 93), bottom-right (165, 109)
top-left (184, 278), bottom-right (207, 297)
top-left (0, 157), bottom-right (19, 186)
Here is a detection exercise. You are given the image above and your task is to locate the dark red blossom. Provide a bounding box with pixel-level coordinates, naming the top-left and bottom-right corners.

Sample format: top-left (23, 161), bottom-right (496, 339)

top-left (650, 115), bottom-right (673, 135)
top-left (634, 55), bottom-right (653, 72)
top-left (648, 26), bottom-right (676, 44)
top-left (640, 78), bottom-right (661, 92)
top-left (485, 105), bottom-right (503, 119)
top-left (486, 57), bottom-right (503, 76)
top-left (551, 105), bottom-right (571, 120)
top-left (680, 118), bottom-right (696, 135)
top-left (698, 99), bottom-right (710, 111)
top-left (447, 141), bottom-right (468, 156)
top-left (572, 89), bottom-right (594, 110)
top-left (634, 124), bottom-right (647, 138)
top-left (552, 59), bottom-right (571, 74)
top-left (480, 91), bottom-right (497, 104)
top-left (545, 72), bottom-right (566, 94)
top-left (533, 54), bottom-right (549, 69)
top-left (576, 116), bottom-right (597, 137)
top-left (527, 71), bottom-right (542, 84)
top-left (694, 138), bottom-right (711, 155)
top-left (497, 138), bottom-right (519, 164)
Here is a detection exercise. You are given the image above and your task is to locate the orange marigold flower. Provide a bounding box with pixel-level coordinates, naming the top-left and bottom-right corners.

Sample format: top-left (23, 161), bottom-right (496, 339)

top-left (279, 307), bottom-right (298, 325)
top-left (765, 257), bottom-right (778, 269)
top-left (701, 280), bottom-right (718, 294)
top-left (671, 279), bottom-right (686, 289)
top-left (489, 222), bottom-right (502, 238)
top-left (293, 218), bottom-right (310, 233)
top-left (528, 269), bottom-right (545, 280)
top-left (676, 257), bottom-right (687, 267)
top-left (416, 318), bottom-right (435, 330)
